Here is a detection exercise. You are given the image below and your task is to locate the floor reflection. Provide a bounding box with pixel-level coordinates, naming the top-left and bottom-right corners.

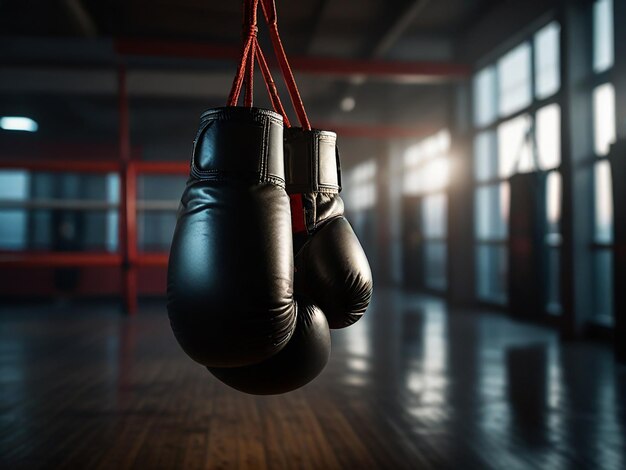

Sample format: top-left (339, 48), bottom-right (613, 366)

top-left (0, 289), bottom-right (625, 468)
top-left (330, 289), bottom-right (626, 469)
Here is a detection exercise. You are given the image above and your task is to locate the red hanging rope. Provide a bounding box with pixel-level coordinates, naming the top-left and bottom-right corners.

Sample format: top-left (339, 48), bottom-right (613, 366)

top-left (260, 0), bottom-right (311, 130)
top-left (227, 0), bottom-right (310, 132)
top-left (256, 44), bottom-right (291, 127)
top-left (227, 0), bottom-right (259, 107)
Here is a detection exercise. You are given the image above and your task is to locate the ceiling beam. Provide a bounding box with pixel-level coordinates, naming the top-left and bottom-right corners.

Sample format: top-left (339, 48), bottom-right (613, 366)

top-left (115, 39), bottom-right (469, 81)
top-left (304, 0), bottom-right (331, 55)
top-left (61, 0), bottom-right (99, 38)
top-left (371, 0), bottom-right (433, 58)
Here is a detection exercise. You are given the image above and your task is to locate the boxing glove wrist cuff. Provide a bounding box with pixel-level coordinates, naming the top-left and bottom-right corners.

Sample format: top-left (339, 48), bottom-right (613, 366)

top-left (191, 107), bottom-right (285, 186)
top-left (284, 128), bottom-right (341, 195)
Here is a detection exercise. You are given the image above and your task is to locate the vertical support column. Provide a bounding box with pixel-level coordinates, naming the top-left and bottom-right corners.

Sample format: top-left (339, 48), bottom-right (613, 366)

top-left (614, 0), bottom-right (626, 141)
top-left (447, 82), bottom-right (475, 307)
top-left (376, 141), bottom-right (392, 285)
top-left (118, 64), bottom-right (138, 315)
top-left (559, 4), bottom-right (594, 339)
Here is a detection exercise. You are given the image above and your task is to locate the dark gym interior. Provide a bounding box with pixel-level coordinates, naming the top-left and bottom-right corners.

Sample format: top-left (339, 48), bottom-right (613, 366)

top-left (1, 0), bottom-right (625, 468)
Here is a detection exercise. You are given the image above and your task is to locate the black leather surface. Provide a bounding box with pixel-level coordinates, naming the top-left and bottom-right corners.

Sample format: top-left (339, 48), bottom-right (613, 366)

top-left (208, 297), bottom-right (331, 395)
top-left (284, 128), bottom-right (340, 195)
top-left (167, 107), bottom-right (297, 368)
top-left (285, 128), bottom-right (373, 329)
top-left (295, 217), bottom-right (373, 328)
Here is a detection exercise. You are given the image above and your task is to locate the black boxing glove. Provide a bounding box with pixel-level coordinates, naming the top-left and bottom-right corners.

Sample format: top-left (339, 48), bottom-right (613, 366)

top-left (168, 107), bottom-right (300, 367)
top-left (208, 300), bottom-right (330, 395)
top-left (284, 128), bottom-right (373, 329)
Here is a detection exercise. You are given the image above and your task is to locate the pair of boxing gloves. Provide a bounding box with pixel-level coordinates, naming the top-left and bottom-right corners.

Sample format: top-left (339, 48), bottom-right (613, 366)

top-left (167, 106), bottom-right (373, 394)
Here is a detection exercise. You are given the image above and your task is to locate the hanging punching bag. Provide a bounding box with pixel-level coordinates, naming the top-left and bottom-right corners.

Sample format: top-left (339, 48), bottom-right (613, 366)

top-left (508, 171), bottom-right (548, 318)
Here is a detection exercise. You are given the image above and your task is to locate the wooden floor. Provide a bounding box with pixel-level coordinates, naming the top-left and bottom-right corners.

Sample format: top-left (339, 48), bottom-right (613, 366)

top-left (1, 289), bottom-right (625, 469)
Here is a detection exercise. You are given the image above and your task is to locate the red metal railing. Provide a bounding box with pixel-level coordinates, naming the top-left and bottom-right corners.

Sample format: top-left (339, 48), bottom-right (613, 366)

top-left (0, 157), bottom-right (188, 314)
top-left (0, 65), bottom-right (190, 314)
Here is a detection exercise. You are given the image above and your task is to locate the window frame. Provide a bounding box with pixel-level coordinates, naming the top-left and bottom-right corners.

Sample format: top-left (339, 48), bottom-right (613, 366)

top-left (471, 19), bottom-right (564, 308)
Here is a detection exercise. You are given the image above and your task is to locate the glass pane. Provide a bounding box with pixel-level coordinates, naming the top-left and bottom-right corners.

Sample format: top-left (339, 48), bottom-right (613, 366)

top-left (403, 168), bottom-right (422, 195)
top-left (348, 160), bottom-right (377, 211)
top-left (474, 131), bottom-right (497, 182)
top-left (594, 160), bottom-right (613, 243)
top-left (0, 170), bottom-right (29, 199)
top-left (593, 0), bottom-right (614, 73)
top-left (138, 212), bottom-right (178, 251)
top-left (536, 104), bottom-right (561, 169)
top-left (498, 42), bottom-right (532, 117)
top-left (476, 244), bottom-right (508, 304)
top-left (0, 171), bottom-right (29, 250)
top-left (0, 211), bottom-right (28, 250)
top-left (421, 158), bottom-right (449, 193)
top-left (136, 175), bottom-right (184, 252)
top-left (138, 174), bottom-right (186, 201)
top-left (424, 241), bottom-right (447, 290)
top-left (546, 171), bottom-right (562, 236)
top-left (422, 194), bottom-right (447, 238)
top-left (534, 22), bottom-right (561, 99)
top-left (497, 114), bottom-right (533, 177)
top-left (30, 210), bottom-right (52, 249)
top-left (593, 250), bottom-right (614, 324)
top-left (403, 130), bottom-right (450, 195)
top-left (546, 247), bottom-right (561, 313)
top-left (81, 212), bottom-right (118, 250)
top-left (475, 183), bottom-right (509, 241)
top-left (473, 66), bottom-right (497, 127)
top-left (106, 174), bottom-right (119, 252)
top-left (593, 83), bottom-right (616, 156)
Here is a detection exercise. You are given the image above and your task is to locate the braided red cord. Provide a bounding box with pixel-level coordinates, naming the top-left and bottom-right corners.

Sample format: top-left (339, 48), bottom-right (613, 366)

top-left (256, 43), bottom-right (291, 127)
top-left (260, 0), bottom-right (311, 130)
top-left (244, 38), bottom-right (256, 107)
top-left (227, 37), bottom-right (253, 106)
top-left (227, 0), bottom-right (260, 107)
top-left (227, 0), bottom-right (309, 130)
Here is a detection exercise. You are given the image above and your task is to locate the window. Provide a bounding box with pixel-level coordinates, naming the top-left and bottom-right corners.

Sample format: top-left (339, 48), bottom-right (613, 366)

top-left (474, 131), bottom-right (497, 182)
top-left (593, 0), bottom-right (614, 73)
top-left (137, 175), bottom-right (185, 251)
top-left (403, 130), bottom-right (450, 291)
top-left (534, 22), bottom-right (561, 99)
top-left (546, 172), bottom-right (562, 312)
top-left (536, 104), bottom-right (561, 169)
top-left (475, 184), bottom-right (509, 241)
top-left (472, 21), bottom-right (562, 310)
top-left (590, 0), bottom-right (615, 324)
top-left (546, 172), bottom-right (562, 236)
top-left (593, 161), bottom-right (612, 326)
top-left (422, 194), bottom-right (447, 290)
top-left (593, 83), bottom-right (616, 156)
top-left (348, 160), bottom-right (377, 211)
top-left (497, 114), bottom-right (532, 177)
top-left (473, 66), bottom-right (497, 127)
top-left (475, 183), bottom-right (509, 303)
top-left (498, 42), bottom-right (532, 117)
top-left (0, 171), bottom-right (29, 250)
top-left (594, 161), bottom-right (613, 244)
top-left (106, 174), bottom-right (119, 252)
top-left (476, 245), bottom-right (508, 304)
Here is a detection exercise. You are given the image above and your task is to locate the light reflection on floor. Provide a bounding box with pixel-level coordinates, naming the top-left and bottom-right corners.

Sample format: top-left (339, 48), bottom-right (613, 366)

top-left (0, 289), bottom-right (625, 468)
top-left (328, 289), bottom-right (626, 469)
